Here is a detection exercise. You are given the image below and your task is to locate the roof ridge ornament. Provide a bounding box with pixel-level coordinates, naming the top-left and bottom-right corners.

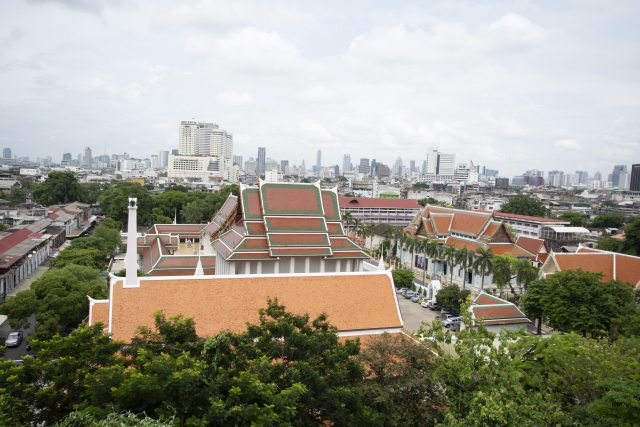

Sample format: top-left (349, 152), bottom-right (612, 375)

top-left (377, 246), bottom-right (386, 270)
top-left (194, 237), bottom-right (204, 276)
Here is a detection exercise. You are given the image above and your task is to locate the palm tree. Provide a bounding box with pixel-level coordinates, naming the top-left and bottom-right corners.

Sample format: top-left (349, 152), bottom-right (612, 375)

top-left (404, 237), bottom-right (417, 270)
top-left (425, 239), bottom-right (440, 282)
top-left (383, 225), bottom-right (396, 265)
top-left (473, 247), bottom-right (494, 292)
top-left (393, 226), bottom-right (406, 268)
top-left (492, 254), bottom-right (513, 299)
top-left (352, 218), bottom-right (363, 245)
top-left (456, 247), bottom-right (475, 291)
top-left (416, 239), bottom-right (429, 287)
top-left (440, 244), bottom-right (458, 285)
top-left (363, 222), bottom-right (377, 258)
top-left (343, 210), bottom-right (353, 234)
top-left (516, 259), bottom-right (538, 291)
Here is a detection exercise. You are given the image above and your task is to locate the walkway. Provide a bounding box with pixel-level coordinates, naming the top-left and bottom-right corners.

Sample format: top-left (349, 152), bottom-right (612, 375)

top-left (7, 265), bottom-right (49, 298)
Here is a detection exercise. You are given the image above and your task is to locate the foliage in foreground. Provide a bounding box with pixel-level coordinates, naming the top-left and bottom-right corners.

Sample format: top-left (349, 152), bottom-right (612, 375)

top-left (2, 299), bottom-right (640, 427)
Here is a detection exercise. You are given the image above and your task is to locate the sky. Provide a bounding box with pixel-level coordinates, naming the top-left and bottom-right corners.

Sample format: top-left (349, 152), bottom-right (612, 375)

top-left (1, 0), bottom-right (639, 178)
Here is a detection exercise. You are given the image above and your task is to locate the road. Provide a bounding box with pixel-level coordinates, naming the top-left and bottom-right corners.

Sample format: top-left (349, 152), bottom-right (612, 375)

top-left (397, 295), bottom-right (441, 334)
top-left (3, 314), bottom-right (36, 361)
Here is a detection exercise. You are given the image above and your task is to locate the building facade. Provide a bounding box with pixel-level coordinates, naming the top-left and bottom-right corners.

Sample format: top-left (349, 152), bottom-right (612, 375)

top-left (178, 121), bottom-right (199, 156)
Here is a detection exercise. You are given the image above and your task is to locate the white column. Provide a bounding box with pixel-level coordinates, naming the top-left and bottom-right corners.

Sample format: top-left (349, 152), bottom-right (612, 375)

top-left (346, 260), bottom-right (352, 272)
top-left (274, 260), bottom-right (280, 274)
top-left (290, 258), bottom-right (295, 273)
top-left (320, 259), bottom-right (325, 273)
top-left (245, 261), bottom-right (250, 275)
top-left (336, 259), bottom-right (342, 273)
top-left (125, 198), bottom-right (139, 287)
top-left (305, 257), bottom-right (310, 273)
top-left (257, 261), bottom-right (262, 274)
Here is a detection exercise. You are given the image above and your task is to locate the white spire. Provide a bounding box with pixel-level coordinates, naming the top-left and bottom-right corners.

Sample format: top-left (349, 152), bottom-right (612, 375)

top-left (173, 209), bottom-right (177, 225)
top-left (124, 198), bottom-right (139, 287)
top-left (194, 237), bottom-right (204, 276)
top-left (377, 245), bottom-right (386, 271)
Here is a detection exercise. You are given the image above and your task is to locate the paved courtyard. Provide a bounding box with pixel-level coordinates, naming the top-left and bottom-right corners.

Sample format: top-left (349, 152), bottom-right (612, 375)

top-left (397, 294), bottom-right (441, 334)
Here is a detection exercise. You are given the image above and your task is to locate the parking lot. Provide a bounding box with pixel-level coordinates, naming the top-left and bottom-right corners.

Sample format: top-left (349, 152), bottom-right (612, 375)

top-left (396, 294), bottom-right (443, 334)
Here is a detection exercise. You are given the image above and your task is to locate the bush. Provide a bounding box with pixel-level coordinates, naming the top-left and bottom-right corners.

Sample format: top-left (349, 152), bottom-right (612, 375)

top-left (392, 269), bottom-right (414, 288)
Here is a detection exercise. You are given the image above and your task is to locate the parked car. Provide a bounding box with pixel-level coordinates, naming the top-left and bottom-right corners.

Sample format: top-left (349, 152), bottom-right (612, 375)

top-left (429, 302), bottom-right (441, 311)
top-left (421, 300), bottom-right (432, 308)
top-left (418, 297), bottom-right (429, 304)
top-left (396, 288), bottom-right (409, 294)
top-left (442, 317), bottom-right (462, 328)
top-left (5, 331), bottom-right (23, 347)
top-left (410, 295), bottom-right (422, 302)
top-left (404, 292), bottom-right (419, 299)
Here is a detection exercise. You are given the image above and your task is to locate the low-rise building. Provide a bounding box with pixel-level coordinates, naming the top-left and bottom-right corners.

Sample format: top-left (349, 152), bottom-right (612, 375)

top-left (492, 212), bottom-right (569, 238)
top-left (339, 196), bottom-right (422, 225)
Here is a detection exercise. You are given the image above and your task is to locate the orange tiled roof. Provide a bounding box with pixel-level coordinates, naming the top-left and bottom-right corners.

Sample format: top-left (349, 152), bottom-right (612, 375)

top-left (431, 214), bottom-right (453, 235)
top-left (104, 272), bottom-right (402, 341)
top-left (488, 244), bottom-right (533, 257)
top-left (552, 248), bottom-right (640, 286)
top-left (89, 300), bottom-right (109, 328)
top-left (516, 236), bottom-right (545, 255)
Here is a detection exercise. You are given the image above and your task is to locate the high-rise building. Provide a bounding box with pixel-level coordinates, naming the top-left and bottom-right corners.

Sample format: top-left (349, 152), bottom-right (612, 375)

top-left (280, 160), bottom-right (289, 174)
top-left (178, 121), bottom-right (199, 155)
top-left (547, 170), bottom-right (564, 187)
top-left (630, 164), bottom-right (640, 191)
top-left (151, 155), bottom-right (161, 168)
top-left (436, 153), bottom-right (455, 175)
top-left (426, 147), bottom-right (438, 174)
top-left (594, 170), bottom-right (602, 181)
top-left (257, 147), bottom-right (266, 174)
top-left (301, 159), bottom-right (306, 176)
top-left (611, 165), bottom-right (628, 188)
top-left (316, 150), bottom-right (322, 177)
top-left (409, 160), bottom-right (416, 175)
top-left (265, 157), bottom-right (278, 172)
top-left (618, 170), bottom-right (631, 190)
top-left (84, 146), bottom-right (92, 167)
top-left (421, 160), bottom-right (427, 174)
top-left (392, 157), bottom-right (404, 177)
top-left (371, 159), bottom-right (377, 177)
top-left (342, 154), bottom-right (351, 174)
top-left (233, 155), bottom-right (243, 166)
top-left (62, 152), bottom-right (72, 161)
top-left (197, 122), bottom-right (234, 180)
top-left (334, 165), bottom-right (339, 177)
top-left (575, 170), bottom-right (588, 184)
top-left (358, 158), bottom-right (370, 175)
top-left (2, 148), bottom-right (11, 159)
top-left (159, 150), bottom-right (169, 169)
top-left (244, 157), bottom-right (258, 173)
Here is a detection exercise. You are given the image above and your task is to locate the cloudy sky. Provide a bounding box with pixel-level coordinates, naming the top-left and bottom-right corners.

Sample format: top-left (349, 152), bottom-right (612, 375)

top-left (1, 0), bottom-right (639, 177)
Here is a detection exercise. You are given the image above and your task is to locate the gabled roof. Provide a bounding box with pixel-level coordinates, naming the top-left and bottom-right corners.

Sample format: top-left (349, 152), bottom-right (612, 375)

top-left (100, 272), bottom-right (403, 342)
top-left (544, 248), bottom-right (640, 287)
top-left (470, 291), bottom-right (530, 326)
top-left (209, 182), bottom-right (367, 262)
top-left (516, 236), bottom-right (546, 255)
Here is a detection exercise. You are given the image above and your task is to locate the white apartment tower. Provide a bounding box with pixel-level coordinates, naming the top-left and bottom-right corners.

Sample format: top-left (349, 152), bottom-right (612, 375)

top-left (426, 147), bottom-right (455, 176)
top-left (178, 121), bottom-right (199, 156)
top-left (84, 146), bottom-right (92, 167)
top-left (316, 150), bottom-right (322, 177)
top-left (198, 122), bottom-right (234, 180)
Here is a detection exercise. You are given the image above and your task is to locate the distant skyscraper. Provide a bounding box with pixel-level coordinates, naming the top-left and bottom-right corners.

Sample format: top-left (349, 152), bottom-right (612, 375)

top-left (436, 153), bottom-right (455, 175)
top-left (244, 157), bottom-right (257, 173)
top-left (316, 150), bottom-right (322, 177)
top-left (280, 160), bottom-right (289, 174)
top-left (426, 147), bottom-right (438, 174)
top-left (410, 160), bottom-right (416, 174)
top-left (62, 152), bottom-right (72, 161)
top-left (233, 155), bottom-right (243, 166)
top-left (342, 154), bottom-right (351, 174)
top-left (358, 158), bottom-right (370, 175)
top-left (171, 149), bottom-right (179, 155)
top-left (421, 160), bottom-right (426, 174)
top-left (2, 148), bottom-right (11, 159)
top-left (159, 150), bottom-right (169, 169)
top-left (371, 159), bottom-right (377, 177)
top-left (334, 165), bottom-right (339, 177)
top-left (630, 164), bottom-right (640, 191)
top-left (257, 147), bottom-right (266, 174)
top-left (178, 121), bottom-right (199, 155)
top-left (265, 157), bottom-right (278, 172)
top-left (301, 159), bottom-right (306, 175)
top-left (594, 170), bottom-right (602, 181)
top-left (611, 165), bottom-right (627, 188)
top-left (84, 146), bottom-right (92, 167)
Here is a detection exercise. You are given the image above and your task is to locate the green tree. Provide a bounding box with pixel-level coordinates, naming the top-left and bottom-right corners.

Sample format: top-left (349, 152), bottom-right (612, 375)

top-left (100, 217), bottom-right (122, 230)
top-left (152, 190), bottom-right (193, 222)
top-left (357, 333), bottom-right (444, 425)
top-left (559, 211), bottom-right (589, 227)
top-left (541, 269), bottom-right (635, 337)
top-left (0, 265), bottom-right (107, 340)
top-left (455, 247), bottom-right (475, 291)
top-left (93, 224), bottom-right (123, 254)
top-left (180, 184), bottom-right (238, 224)
top-left (55, 412), bottom-right (174, 427)
top-left (0, 324), bottom-right (123, 426)
top-left (491, 253), bottom-right (516, 298)
top-left (473, 247), bottom-right (493, 291)
top-left (597, 237), bottom-right (623, 253)
top-left (50, 248), bottom-right (105, 269)
top-left (362, 222), bottom-right (377, 257)
top-left (425, 239), bottom-right (440, 283)
top-left (435, 285), bottom-right (470, 312)
top-left (33, 171), bottom-right (87, 206)
top-left (591, 214), bottom-right (624, 229)
top-left (521, 279), bottom-right (546, 335)
top-left (515, 258), bottom-right (538, 290)
top-left (392, 269), bottom-right (414, 288)
top-left (98, 182), bottom-right (154, 225)
top-left (499, 194), bottom-right (550, 217)
top-left (440, 244), bottom-right (457, 285)
top-left (622, 216), bottom-right (640, 256)
top-left (81, 182), bottom-right (111, 204)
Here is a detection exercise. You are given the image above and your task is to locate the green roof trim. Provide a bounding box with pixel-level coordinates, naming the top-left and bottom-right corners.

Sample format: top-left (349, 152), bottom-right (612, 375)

top-left (241, 187), bottom-right (263, 220)
top-left (264, 216), bottom-right (328, 233)
top-left (321, 190), bottom-right (341, 221)
top-left (267, 233), bottom-right (330, 247)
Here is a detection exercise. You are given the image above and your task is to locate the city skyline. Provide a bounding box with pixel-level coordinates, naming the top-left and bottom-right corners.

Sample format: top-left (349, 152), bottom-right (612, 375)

top-left (1, 1), bottom-right (639, 174)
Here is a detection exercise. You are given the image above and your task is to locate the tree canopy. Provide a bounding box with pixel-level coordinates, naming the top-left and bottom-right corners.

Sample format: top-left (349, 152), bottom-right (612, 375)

top-left (32, 172), bottom-right (86, 206)
top-left (499, 194), bottom-right (550, 217)
top-left (559, 211), bottom-right (589, 227)
top-left (391, 269), bottom-right (414, 288)
top-left (0, 265), bottom-right (107, 341)
top-left (98, 182), bottom-right (154, 225)
top-left (591, 214), bottom-right (624, 229)
top-left (180, 184), bottom-right (239, 223)
top-left (435, 285), bottom-right (470, 311)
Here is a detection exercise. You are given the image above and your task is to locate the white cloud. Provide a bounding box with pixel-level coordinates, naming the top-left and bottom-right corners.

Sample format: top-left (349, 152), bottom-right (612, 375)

top-left (555, 139), bottom-right (578, 148)
top-left (299, 120), bottom-right (333, 141)
top-left (185, 28), bottom-right (308, 73)
top-left (480, 112), bottom-right (529, 137)
top-left (218, 91), bottom-right (253, 106)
